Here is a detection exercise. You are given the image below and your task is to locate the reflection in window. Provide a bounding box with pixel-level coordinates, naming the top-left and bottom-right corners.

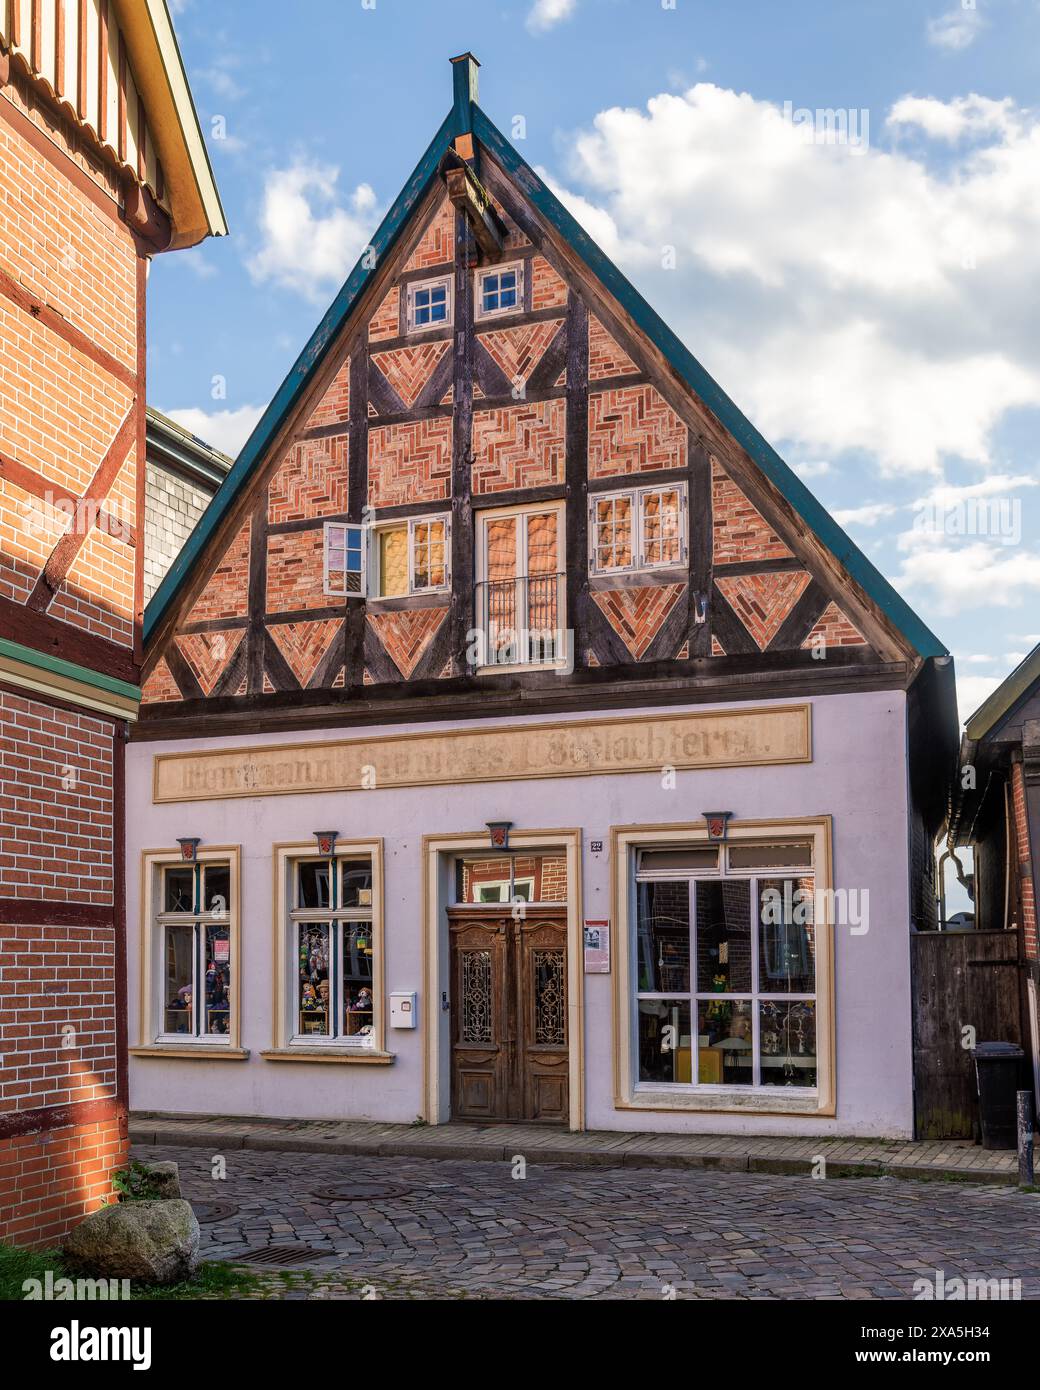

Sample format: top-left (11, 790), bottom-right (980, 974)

top-left (758, 877), bottom-right (815, 993)
top-left (290, 857), bottom-right (376, 1047)
top-left (636, 881), bottom-right (690, 993)
top-left (696, 880), bottom-right (751, 994)
top-left (637, 999), bottom-right (690, 1083)
top-left (454, 853), bottom-right (566, 904)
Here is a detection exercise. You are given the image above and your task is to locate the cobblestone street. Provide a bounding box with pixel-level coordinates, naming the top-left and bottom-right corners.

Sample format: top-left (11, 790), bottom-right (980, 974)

top-left (139, 1143), bottom-right (1040, 1301)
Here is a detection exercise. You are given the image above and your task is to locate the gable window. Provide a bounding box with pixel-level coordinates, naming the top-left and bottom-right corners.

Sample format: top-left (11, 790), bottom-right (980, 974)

top-left (324, 522), bottom-right (365, 596)
top-left (590, 484), bottom-right (687, 574)
top-left (406, 274), bottom-right (453, 331)
top-left (474, 502), bottom-right (566, 670)
top-left (275, 841), bottom-right (385, 1053)
top-left (619, 828), bottom-right (831, 1108)
top-left (372, 515), bottom-right (451, 598)
top-left (475, 262), bottom-right (523, 321)
top-left (141, 849), bottom-right (240, 1050)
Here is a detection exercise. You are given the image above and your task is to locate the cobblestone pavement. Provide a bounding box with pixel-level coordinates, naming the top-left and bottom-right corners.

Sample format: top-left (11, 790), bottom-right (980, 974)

top-left (139, 1143), bottom-right (1040, 1301)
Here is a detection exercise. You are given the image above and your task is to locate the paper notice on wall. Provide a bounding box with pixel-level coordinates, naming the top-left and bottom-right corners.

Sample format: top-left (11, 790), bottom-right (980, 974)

top-left (583, 921), bottom-right (610, 973)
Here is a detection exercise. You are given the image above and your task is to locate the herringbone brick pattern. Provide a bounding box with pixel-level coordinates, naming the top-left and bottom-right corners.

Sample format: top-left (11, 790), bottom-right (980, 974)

top-left (716, 571), bottom-right (811, 650)
top-left (591, 583), bottom-right (686, 659)
top-left (477, 320), bottom-right (563, 387)
top-left (712, 460), bottom-right (792, 564)
top-left (405, 197), bottom-right (455, 271)
top-left (141, 656), bottom-right (181, 703)
top-left (183, 518), bottom-right (251, 626)
top-left (268, 618), bottom-right (343, 686)
top-left (472, 400), bottom-right (565, 493)
top-left (801, 602), bottom-right (868, 650)
top-left (306, 356), bottom-right (350, 427)
top-left (369, 285), bottom-right (400, 342)
top-left (175, 629), bottom-right (245, 696)
top-left (367, 606), bottom-right (447, 677)
top-left (589, 316), bottom-right (639, 379)
top-left (267, 436), bottom-right (349, 524)
top-left (531, 256), bottom-right (568, 309)
top-left (371, 341), bottom-right (450, 407)
top-left (588, 385), bottom-right (686, 478)
top-left (711, 635), bottom-right (725, 656)
top-left (368, 418), bottom-right (452, 507)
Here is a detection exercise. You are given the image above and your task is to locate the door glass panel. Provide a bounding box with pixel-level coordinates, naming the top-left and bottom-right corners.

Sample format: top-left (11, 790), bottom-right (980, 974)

top-left (697, 998), bottom-right (753, 1085)
top-left (460, 949), bottom-right (493, 1043)
top-left (298, 923), bottom-right (331, 1035)
top-left (637, 998), bottom-right (691, 1083)
top-left (760, 1001), bottom-right (817, 1087)
top-left (696, 880), bottom-right (752, 993)
top-left (758, 878), bottom-right (816, 993)
top-left (163, 924), bottom-right (194, 1034)
top-left (636, 881), bottom-right (690, 992)
top-left (204, 924), bottom-right (231, 1035)
top-left (532, 949), bottom-right (565, 1045)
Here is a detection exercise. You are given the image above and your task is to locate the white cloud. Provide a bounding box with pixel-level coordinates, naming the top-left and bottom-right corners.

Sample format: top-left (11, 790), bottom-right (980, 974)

top-left (247, 161), bottom-right (381, 302)
top-left (911, 474), bottom-right (1039, 507)
top-left (527, 0), bottom-right (577, 34)
top-left (550, 83), bottom-right (1040, 473)
top-left (792, 460), bottom-right (832, 479)
top-left (833, 502), bottom-right (897, 527)
top-left (927, 5), bottom-right (986, 52)
top-left (957, 673), bottom-right (1002, 724)
top-left (895, 539), bottom-right (1040, 612)
top-left (165, 405), bottom-right (265, 459)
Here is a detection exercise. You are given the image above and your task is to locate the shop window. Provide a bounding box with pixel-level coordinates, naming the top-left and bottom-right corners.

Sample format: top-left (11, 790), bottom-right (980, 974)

top-left (632, 848), bottom-right (817, 1091)
top-left (371, 515), bottom-right (451, 597)
top-left (289, 853), bottom-right (378, 1046)
top-left (154, 858), bottom-right (236, 1044)
top-left (590, 484), bottom-right (687, 574)
top-left (475, 262), bottom-right (523, 320)
top-left (406, 274), bottom-right (453, 331)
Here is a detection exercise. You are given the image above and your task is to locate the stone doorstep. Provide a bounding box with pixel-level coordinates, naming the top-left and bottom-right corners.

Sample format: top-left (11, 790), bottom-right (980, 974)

top-left (128, 1115), bottom-right (1019, 1185)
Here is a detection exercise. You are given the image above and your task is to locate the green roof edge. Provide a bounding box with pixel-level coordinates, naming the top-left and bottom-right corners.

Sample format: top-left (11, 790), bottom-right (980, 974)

top-left (0, 636), bottom-right (141, 702)
top-left (965, 642), bottom-right (1040, 741)
top-left (146, 96), bottom-right (948, 665)
top-left (144, 108), bottom-right (458, 644)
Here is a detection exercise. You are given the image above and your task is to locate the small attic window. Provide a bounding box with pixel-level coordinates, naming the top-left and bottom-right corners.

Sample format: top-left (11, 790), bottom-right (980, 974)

top-left (406, 275), bottom-right (453, 332)
top-left (475, 262), bottom-right (523, 320)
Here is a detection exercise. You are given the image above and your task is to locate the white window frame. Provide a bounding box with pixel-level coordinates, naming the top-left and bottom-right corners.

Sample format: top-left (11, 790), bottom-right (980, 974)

top-left (474, 499), bottom-right (567, 673)
top-left (589, 483), bottom-right (688, 575)
top-left (138, 846), bottom-right (242, 1054)
top-left (474, 260), bottom-right (524, 322)
top-left (271, 839), bottom-right (387, 1057)
top-left (370, 514), bottom-right (452, 598)
top-left (323, 522), bottom-right (366, 597)
top-left (406, 274), bottom-right (454, 333)
top-left (612, 818), bottom-right (835, 1117)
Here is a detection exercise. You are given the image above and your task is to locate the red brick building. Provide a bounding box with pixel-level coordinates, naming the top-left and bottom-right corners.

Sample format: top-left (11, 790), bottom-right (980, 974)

top-left (0, 0), bottom-right (223, 1247)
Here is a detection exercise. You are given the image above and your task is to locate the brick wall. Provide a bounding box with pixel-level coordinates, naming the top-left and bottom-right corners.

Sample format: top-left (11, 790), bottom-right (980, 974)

top-left (0, 691), bottom-right (114, 906)
top-left (0, 1112), bottom-right (127, 1250)
top-left (1012, 761), bottom-right (1038, 962)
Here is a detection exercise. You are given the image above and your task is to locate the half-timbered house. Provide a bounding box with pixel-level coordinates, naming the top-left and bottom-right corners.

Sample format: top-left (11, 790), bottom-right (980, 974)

top-left (0, 1), bottom-right (224, 1245)
top-left (127, 56), bottom-right (956, 1139)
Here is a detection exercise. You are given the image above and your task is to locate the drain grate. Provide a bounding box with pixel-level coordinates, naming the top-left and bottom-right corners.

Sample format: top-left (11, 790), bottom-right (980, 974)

top-left (191, 1201), bottom-right (239, 1223)
top-left (311, 1182), bottom-right (412, 1203)
top-left (235, 1244), bottom-right (320, 1267)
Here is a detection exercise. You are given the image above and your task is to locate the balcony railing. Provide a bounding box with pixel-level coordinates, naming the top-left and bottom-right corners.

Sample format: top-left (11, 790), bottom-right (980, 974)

top-left (474, 572), bottom-right (566, 668)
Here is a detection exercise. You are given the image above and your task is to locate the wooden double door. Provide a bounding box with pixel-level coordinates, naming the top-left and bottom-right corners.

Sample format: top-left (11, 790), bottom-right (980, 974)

top-left (449, 907), bottom-right (569, 1124)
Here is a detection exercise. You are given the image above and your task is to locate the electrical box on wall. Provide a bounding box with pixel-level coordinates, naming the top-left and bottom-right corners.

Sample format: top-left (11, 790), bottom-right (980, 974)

top-left (390, 992), bottom-right (417, 1029)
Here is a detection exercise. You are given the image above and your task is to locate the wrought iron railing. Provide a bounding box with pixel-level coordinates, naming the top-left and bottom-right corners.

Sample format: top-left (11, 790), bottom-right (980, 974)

top-left (474, 572), bottom-right (566, 667)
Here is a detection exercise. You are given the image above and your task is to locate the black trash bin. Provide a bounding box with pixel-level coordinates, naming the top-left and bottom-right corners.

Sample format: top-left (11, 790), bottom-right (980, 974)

top-left (972, 1042), bottom-right (1025, 1150)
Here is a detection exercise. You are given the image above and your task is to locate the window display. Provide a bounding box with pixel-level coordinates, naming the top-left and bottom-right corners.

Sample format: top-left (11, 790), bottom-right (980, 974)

top-left (633, 850), bottom-right (817, 1089)
top-left (157, 861), bottom-right (233, 1042)
top-left (291, 857), bottom-right (375, 1045)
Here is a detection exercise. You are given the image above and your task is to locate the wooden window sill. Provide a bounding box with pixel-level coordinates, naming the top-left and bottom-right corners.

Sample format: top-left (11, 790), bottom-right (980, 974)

top-left (261, 1047), bottom-right (394, 1065)
top-left (130, 1046), bottom-right (249, 1061)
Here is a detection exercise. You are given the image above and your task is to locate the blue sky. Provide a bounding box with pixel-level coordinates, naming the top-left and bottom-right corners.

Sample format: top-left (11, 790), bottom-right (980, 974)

top-left (154, 0), bottom-right (1040, 725)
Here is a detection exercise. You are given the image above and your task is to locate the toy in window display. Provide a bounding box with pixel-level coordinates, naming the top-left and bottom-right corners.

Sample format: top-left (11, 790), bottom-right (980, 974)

top-left (301, 982), bottom-right (320, 1011)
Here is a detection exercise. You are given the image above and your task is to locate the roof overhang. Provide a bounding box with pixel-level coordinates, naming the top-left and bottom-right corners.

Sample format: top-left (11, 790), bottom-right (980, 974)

top-left (112, 0), bottom-right (226, 249)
